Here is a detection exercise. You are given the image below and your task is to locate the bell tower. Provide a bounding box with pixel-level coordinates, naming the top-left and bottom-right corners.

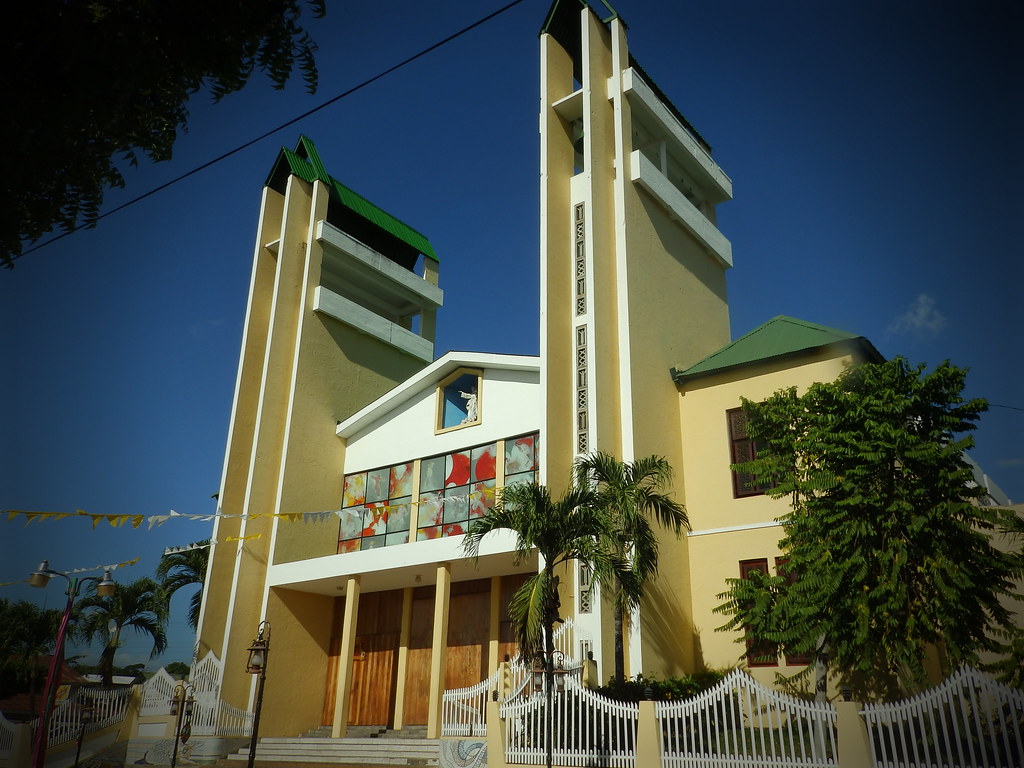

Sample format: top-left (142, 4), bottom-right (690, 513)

top-left (539, 0), bottom-right (734, 678)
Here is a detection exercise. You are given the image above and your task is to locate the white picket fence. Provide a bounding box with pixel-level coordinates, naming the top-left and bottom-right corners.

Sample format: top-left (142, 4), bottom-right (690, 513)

top-left (47, 686), bottom-right (133, 747)
top-left (658, 669), bottom-right (837, 768)
top-left (139, 666), bottom-right (178, 715)
top-left (0, 712), bottom-right (18, 758)
top-left (501, 676), bottom-right (639, 767)
top-left (861, 667), bottom-right (1024, 768)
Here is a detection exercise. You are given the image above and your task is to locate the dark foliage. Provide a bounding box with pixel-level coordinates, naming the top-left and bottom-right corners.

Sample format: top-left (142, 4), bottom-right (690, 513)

top-left (1, 0), bottom-right (325, 267)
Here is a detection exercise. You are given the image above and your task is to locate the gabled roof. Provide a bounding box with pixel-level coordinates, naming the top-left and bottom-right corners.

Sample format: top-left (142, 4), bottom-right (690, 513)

top-left (671, 315), bottom-right (884, 384)
top-left (336, 351), bottom-right (540, 439)
top-left (265, 136), bottom-right (439, 262)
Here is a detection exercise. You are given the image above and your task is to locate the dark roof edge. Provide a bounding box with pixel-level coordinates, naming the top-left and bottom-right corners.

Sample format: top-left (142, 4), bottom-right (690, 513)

top-left (671, 336), bottom-right (885, 385)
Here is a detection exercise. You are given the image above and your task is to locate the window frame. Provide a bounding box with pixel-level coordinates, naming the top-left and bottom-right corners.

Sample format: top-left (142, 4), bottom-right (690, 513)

top-left (738, 558), bottom-right (778, 667)
top-left (727, 407), bottom-right (772, 498)
top-left (435, 367), bottom-right (483, 433)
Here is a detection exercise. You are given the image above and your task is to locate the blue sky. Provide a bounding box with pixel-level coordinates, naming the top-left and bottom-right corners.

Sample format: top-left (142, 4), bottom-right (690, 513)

top-left (1, 0), bottom-right (1021, 671)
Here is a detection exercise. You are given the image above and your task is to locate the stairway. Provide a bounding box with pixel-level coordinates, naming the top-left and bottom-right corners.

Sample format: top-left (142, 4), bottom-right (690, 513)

top-left (224, 727), bottom-right (439, 766)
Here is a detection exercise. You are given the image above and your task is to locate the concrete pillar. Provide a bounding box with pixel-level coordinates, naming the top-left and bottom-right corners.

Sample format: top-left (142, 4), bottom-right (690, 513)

top-left (635, 700), bottom-right (661, 767)
top-left (426, 563), bottom-right (452, 738)
top-left (392, 587), bottom-right (414, 729)
top-left (485, 700), bottom-right (509, 768)
top-left (488, 575), bottom-right (502, 675)
top-left (836, 700), bottom-right (873, 768)
top-left (331, 576), bottom-right (360, 738)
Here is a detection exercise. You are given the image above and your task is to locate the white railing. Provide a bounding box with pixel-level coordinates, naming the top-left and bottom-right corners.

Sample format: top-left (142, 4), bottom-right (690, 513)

top-left (189, 651), bottom-right (224, 700)
top-left (442, 670), bottom-right (500, 736)
top-left (216, 700), bottom-right (254, 737)
top-left (657, 669), bottom-right (837, 768)
top-left (501, 677), bottom-right (638, 767)
top-left (139, 667), bottom-right (177, 715)
top-left (0, 711), bottom-right (17, 758)
top-left (861, 666), bottom-right (1024, 768)
top-left (47, 686), bottom-right (132, 747)
top-left (440, 616), bottom-right (593, 737)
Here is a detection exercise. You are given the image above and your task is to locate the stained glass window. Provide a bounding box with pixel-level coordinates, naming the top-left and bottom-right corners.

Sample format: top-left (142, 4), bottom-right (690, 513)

top-left (339, 461), bottom-right (413, 553)
top-left (417, 441), bottom-right (498, 541)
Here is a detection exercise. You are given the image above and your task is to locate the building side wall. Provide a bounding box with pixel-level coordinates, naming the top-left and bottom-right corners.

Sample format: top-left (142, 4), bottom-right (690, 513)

top-left (678, 352), bottom-right (858, 684)
top-left (261, 587), bottom-right (336, 737)
top-left (199, 186), bottom-right (284, 663)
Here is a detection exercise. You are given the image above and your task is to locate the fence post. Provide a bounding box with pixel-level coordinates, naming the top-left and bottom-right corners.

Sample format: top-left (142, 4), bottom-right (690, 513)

top-left (636, 701), bottom-right (661, 767)
top-left (836, 701), bottom-right (872, 768)
top-left (484, 700), bottom-right (508, 768)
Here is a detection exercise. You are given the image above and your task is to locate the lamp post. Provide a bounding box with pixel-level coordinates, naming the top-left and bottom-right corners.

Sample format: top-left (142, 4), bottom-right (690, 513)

top-left (245, 621), bottom-right (270, 768)
top-left (71, 698), bottom-right (95, 768)
top-left (28, 561), bottom-right (116, 768)
top-left (533, 649), bottom-right (566, 768)
top-left (169, 680), bottom-right (196, 768)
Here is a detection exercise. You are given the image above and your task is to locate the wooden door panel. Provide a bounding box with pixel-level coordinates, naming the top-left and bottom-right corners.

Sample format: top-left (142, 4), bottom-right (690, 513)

top-left (402, 589), bottom-right (434, 726)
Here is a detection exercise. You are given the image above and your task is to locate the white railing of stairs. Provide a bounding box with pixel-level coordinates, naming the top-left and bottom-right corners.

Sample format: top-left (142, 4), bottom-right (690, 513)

top-left (441, 616), bottom-right (592, 738)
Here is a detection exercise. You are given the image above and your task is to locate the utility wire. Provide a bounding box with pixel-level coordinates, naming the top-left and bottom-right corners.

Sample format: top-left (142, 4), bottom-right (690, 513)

top-left (14, 0), bottom-right (527, 262)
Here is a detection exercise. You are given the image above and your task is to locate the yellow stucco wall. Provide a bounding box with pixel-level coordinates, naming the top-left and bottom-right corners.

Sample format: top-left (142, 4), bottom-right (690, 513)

top-left (676, 350), bottom-right (859, 685)
top-left (259, 587), bottom-right (336, 737)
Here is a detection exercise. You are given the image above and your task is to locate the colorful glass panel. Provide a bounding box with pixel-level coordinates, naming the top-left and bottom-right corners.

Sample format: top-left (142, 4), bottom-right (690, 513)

top-left (343, 473), bottom-right (366, 507)
top-left (386, 497), bottom-right (411, 533)
top-left (505, 435), bottom-right (536, 474)
top-left (420, 456), bottom-right (446, 492)
top-left (418, 491), bottom-right (443, 528)
top-left (471, 443), bottom-right (497, 482)
top-left (470, 480), bottom-right (495, 519)
top-left (417, 525), bottom-right (442, 541)
top-left (446, 451), bottom-right (471, 487)
top-left (365, 467), bottom-right (390, 503)
top-left (390, 462), bottom-right (413, 498)
top-left (362, 503), bottom-right (387, 537)
top-left (442, 487), bottom-right (469, 525)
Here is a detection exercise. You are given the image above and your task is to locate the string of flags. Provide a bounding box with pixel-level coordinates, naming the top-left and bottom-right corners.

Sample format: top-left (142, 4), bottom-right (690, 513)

top-left (161, 534), bottom-right (262, 556)
top-left (2, 486), bottom-right (498, 530)
top-left (0, 556), bottom-right (140, 587)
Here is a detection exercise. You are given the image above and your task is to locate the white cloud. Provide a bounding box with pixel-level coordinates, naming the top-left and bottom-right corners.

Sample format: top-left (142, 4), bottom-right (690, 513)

top-left (886, 294), bottom-right (947, 338)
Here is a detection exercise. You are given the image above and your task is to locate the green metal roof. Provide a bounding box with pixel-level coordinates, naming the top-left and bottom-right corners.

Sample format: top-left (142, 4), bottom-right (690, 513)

top-left (265, 136), bottom-right (439, 262)
top-left (671, 315), bottom-right (883, 384)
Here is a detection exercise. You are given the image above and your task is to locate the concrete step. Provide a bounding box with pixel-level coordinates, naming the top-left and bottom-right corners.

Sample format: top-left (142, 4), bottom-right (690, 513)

top-left (225, 736), bottom-right (440, 766)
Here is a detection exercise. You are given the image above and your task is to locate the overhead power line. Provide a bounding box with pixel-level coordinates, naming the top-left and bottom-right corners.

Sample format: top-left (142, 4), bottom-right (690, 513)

top-left (15, 0), bottom-right (527, 262)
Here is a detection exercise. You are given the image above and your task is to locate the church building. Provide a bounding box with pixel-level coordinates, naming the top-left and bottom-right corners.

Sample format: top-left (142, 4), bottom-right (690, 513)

top-left (195, 0), bottom-right (889, 739)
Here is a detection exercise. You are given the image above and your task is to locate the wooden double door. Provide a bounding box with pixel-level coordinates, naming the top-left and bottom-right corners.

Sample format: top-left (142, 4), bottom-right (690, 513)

top-left (323, 578), bottom-right (511, 727)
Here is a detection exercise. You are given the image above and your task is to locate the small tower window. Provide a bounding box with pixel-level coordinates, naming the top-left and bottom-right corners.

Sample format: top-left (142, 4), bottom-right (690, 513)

top-left (437, 369), bottom-right (482, 431)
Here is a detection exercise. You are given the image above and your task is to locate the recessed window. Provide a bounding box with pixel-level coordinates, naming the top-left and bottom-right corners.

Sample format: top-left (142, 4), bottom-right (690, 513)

top-left (727, 407), bottom-right (772, 498)
top-left (339, 462), bottom-right (414, 553)
top-left (437, 369), bottom-right (482, 431)
top-left (417, 441), bottom-right (497, 540)
top-left (739, 559), bottom-right (778, 667)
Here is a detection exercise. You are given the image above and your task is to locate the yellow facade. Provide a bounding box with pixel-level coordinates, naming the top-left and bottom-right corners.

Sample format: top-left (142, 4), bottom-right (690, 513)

top-left (196, 1), bottom-right (931, 742)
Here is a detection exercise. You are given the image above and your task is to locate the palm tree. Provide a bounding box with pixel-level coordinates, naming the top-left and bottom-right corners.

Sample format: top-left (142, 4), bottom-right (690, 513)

top-left (463, 480), bottom-right (627, 666)
top-left (0, 599), bottom-right (61, 710)
top-left (156, 540), bottom-right (210, 630)
top-left (73, 576), bottom-right (168, 687)
top-left (464, 479), bottom-right (632, 768)
top-left (575, 452), bottom-right (689, 684)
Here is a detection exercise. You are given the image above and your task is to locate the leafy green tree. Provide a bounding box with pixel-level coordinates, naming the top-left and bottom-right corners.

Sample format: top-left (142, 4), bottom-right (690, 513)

top-left (0, 599), bottom-right (61, 707)
top-left (2, 0), bottom-right (325, 267)
top-left (157, 541), bottom-right (210, 630)
top-left (463, 481), bottom-right (629, 664)
top-left (73, 577), bottom-right (168, 687)
top-left (164, 661), bottom-right (191, 679)
top-left (575, 452), bottom-right (688, 684)
top-left (715, 358), bottom-right (1020, 701)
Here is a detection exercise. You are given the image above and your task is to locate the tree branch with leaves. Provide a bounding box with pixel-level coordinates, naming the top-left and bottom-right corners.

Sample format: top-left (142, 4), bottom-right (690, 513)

top-left (715, 357), bottom-right (1020, 701)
